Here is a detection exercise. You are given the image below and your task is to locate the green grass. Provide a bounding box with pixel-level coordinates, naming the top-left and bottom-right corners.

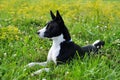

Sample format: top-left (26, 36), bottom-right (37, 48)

top-left (0, 0), bottom-right (120, 80)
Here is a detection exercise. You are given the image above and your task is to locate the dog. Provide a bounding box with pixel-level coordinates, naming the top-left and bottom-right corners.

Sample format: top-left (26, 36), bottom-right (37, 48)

top-left (27, 10), bottom-right (105, 76)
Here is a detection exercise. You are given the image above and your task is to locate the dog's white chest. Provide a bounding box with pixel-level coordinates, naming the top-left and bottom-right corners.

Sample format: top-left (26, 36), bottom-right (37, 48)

top-left (47, 34), bottom-right (65, 64)
top-left (48, 44), bottom-right (60, 64)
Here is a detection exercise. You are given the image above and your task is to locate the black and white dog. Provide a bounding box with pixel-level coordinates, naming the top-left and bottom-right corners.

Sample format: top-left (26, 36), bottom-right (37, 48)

top-left (27, 10), bottom-right (105, 75)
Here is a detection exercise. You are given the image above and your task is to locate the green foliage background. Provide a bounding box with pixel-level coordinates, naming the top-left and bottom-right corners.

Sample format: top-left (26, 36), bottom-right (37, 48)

top-left (0, 0), bottom-right (120, 80)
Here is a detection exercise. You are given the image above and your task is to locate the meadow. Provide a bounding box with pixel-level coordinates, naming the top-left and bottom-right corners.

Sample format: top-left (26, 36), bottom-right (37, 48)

top-left (0, 0), bottom-right (120, 80)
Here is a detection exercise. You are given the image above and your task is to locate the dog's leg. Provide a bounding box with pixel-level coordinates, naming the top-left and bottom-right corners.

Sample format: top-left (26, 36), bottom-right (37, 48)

top-left (26, 61), bottom-right (47, 67)
top-left (31, 68), bottom-right (50, 76)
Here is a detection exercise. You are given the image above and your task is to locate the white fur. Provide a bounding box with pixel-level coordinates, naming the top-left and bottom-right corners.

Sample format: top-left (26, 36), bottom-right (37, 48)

top-left (31, 68), bottom-right (50, 76)
top-left (47, 34), bottom-right (65, 64)
top-left (92, 40), bottom-right (100, 46)
top-left (92, 40), bottom-right (101, 48)
top-left (37, 26), bottom-right (47, 38)
top-left (26, 62), bottom-right (47, 67)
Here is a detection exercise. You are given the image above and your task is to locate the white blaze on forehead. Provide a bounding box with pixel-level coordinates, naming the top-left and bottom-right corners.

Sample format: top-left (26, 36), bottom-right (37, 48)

top-left (38, 26), bottom-right (47, 38)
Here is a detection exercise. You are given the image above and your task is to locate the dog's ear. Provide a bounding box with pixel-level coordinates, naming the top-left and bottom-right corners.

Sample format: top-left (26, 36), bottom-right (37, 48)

top-left (50, 10), bottom-right (56, 20)
top-left (56, 10), bottom-right (64, 22)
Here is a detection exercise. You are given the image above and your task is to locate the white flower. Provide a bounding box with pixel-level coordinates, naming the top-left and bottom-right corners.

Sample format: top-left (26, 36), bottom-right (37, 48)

top-left (4, 53), bottom-right (7, 57)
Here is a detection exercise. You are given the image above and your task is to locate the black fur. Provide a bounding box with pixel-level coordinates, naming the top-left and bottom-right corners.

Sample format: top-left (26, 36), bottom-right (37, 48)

top-left (57, 41), bottom-right (84, 64)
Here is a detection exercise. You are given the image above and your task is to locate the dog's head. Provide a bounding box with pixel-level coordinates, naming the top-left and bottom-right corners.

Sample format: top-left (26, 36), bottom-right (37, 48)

top-left (37, 10), bottom-right (65, 39)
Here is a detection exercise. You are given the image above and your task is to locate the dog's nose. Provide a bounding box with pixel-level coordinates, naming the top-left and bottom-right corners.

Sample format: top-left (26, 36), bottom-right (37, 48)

top-left (37, 31), bottom-right (40, 34)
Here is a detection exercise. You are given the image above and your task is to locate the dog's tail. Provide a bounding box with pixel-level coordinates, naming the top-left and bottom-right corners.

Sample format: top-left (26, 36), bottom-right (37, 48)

top-left (82, 40), bottom-right (105, 53)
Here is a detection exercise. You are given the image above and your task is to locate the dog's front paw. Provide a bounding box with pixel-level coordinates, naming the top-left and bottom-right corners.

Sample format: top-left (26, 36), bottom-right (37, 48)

top-left (25, 62), bottom-right (36, 67)
top-left (31, 68), bottom-right (50, 76)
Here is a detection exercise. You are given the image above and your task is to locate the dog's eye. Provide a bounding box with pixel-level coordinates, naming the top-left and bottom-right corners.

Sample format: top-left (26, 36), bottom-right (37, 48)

top-left (49, 26), bottom-right (54, 31)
